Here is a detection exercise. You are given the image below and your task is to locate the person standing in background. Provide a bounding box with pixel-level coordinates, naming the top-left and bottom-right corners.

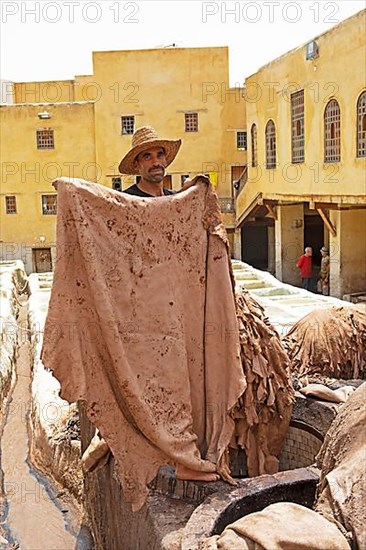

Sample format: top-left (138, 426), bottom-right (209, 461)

top-left (297, 247), bottom-right (313, 291)
top-left (318, 246), bottom-right (330, 295)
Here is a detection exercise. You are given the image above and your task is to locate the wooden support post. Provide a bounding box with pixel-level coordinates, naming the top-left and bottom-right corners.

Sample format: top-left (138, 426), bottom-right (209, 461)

top-left (316, 207), bottom-right (337, 237)
top-left (265, 203), bottom-right (277, 220)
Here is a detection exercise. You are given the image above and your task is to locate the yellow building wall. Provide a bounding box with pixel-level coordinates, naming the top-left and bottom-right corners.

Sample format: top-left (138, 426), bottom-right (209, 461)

top-left (0, 102), bottom-right (96, 270)
top-left (330, 209), bottom-right (366, 298)
top-left (13, 80), bottom-right (75, 104)
top-left (74, 75), bottom-right (100, 102)
top-left (9, 47), bottom-right (245, 202)
top-left (90, 47), bottom-right (240, 196)
top-left (3, 46), bottom-right (248, 272)
top-left (221, 86), bottom-right (247, 194)
top-left (12, 77), bottom-right (99, 104)
top-left (237, 9), bottom-right (366, 217)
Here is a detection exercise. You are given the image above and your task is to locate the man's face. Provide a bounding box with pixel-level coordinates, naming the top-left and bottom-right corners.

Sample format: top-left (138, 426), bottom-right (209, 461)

top-left (134, 146), bottom-right (167, 184)
top-left (305, 248), bottom-right (312, 257)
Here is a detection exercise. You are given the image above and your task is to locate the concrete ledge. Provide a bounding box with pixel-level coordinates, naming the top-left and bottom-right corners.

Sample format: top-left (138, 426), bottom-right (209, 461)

top-left (292, 392), bottom-right (338, 438)
top-left (78, 392), bottom-right (339, 550)
top-left (181, 467), bottom-right (320, 550)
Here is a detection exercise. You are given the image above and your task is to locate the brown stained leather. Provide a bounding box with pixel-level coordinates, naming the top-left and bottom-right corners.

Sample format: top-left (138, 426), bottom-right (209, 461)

top-left (41, 177), bottom-right (246, 511)
top-left (315, 382), bottom-right (366, 548)
top-left (202, 502), bottom-right (350, 549)
top-left (232, 289), bottom-right (295, 476)
top-left (283, 305), bottom-right (366, 380)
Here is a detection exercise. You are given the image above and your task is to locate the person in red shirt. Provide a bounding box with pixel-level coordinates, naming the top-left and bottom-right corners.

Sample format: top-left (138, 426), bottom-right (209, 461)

top-left (297, 247), bottom-right (313, 291)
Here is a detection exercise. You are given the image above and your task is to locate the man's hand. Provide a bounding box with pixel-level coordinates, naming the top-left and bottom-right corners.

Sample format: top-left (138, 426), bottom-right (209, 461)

top-left (179, 174), bottom-right (211, 192)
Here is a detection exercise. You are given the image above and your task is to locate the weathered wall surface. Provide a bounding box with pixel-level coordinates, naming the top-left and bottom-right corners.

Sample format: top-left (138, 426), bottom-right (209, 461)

top-left (239, 10), bottom-right (366, 206)
top-left (0, 261), bottom-right (28, 418)
top-left (3, 46), bottom-right (247, 271)
top-left (330, 209), bottom-right (366, 298)
top-left (275, 204), bottom-right (304, 286)
top-left (27, 273), bottom-right (84, 504)
top-left (0, 102), bottom-right (96, 273)
top-left (236, 10), bottom-right (366, 295)
top-left (80, 393), bottom-right (340, 550)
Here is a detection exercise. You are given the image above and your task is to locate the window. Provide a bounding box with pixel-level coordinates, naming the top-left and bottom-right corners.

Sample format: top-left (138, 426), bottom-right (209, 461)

top-left (5, 195), bottom-right (17, 214)
top-left (185, 113), bottom-right (198, 132)
top-left (237, 131), bottom-right (247, 150)
top-left (251, 124), bottom-right (257, 167)
top-left (36, 129), bottom-right (54, 149)
top-left (121, 116), bottom-right (135, 135)
top-left (112, 177), bottom-right (122, 191)
top-left (324, 99), bottom-right (341, 162)
top-left (42, 194), bottom-right (57, 215)
top-left (265, 120), bottom-right (276, 169)
top-left (357, 90), bottom-right (366, 158)
top-left (291, 90), bottom-right (305, 163)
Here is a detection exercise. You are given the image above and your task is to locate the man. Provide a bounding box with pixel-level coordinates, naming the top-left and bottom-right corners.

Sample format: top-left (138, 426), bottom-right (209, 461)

top-left (118, 126), bottom-right (220, 483)
top-left (296, 247), bottom-right (313, 291)
top-left (318, 246), bottom-right (330, 295)
top-left (45, 127), bottom-right (292, 512)
top-left (119, 125), bottom-right (202, 197)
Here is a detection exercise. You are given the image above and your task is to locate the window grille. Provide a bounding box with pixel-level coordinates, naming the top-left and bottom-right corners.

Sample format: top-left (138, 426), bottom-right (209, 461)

top-left (36, 129), bottom-right (54, 149)
top-left (219, 197), bottom-right (235, 213)
top-left (185, 113), bottom-right (198, 132)
top-left (42, 194), bottom-right (57, 215)
top-left (5, 195), bottom-right (17, 214)
top-left (324, 99), bottom-right (341, 162)
top-left (251, 124), bottom-right (257, 167)
top-left (357, 91), bottom-right (366, 158)
top-left (237, 131), bottom-right (247, 150)
top-left (291, 90), bottom-right (305, 163)
top-left (121, 116), bottom-right (135, 135)
top-left (265, 120), bottom-right (276, 169)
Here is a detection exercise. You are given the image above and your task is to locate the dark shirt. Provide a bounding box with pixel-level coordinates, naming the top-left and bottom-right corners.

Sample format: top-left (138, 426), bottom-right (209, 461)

top-left (123, 184), bottom-right (176, 198)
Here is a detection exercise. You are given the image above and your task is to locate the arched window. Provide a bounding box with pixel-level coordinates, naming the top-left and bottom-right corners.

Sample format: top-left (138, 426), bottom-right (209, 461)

top-left (291, 89), bottom-right (305, 163)
top-left (324, 99), bottom-right (341, 162)
top-left (265, 120), bottom-right (276, 169)
top-left (357, 90), bottom-right (366, 157)
top-left (251, 123), bottom-right (257, 167)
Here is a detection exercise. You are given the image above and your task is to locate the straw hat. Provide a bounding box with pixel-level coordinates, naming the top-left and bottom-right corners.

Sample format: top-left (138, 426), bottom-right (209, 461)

top-left (118, 126), bottom-right (181, 174)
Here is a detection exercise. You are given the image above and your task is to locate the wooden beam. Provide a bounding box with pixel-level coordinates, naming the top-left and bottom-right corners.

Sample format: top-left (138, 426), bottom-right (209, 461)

top-left (316, 207), bottom-right (337, 237)
top-left (236, 192), bottom-right (262, 227)
top-left (265, 202), bottom-right (277, 220)
top-left (314, 202), bottom-right (338, 210)
top-left (314, 202), bottom-right (352, 211)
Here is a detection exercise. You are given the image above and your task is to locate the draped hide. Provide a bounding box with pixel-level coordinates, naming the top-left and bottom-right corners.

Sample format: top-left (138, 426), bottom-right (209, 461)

top-left (233, 289), bottom-right (294, 476)
top-left (283, 305), bottom-right (366, 381)
top-left (315, 382), bottom-right (366, 548)
top-left (202, 502), bottom-right (350, 549)
top-left (41, 177), bottom-right (246, 511)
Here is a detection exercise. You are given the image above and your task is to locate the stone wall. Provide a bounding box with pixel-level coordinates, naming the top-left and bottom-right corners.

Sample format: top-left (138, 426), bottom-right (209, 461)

top-left (80, 394), bottom-right (339, 550)
top-left (0, 261), bottom-right (28, 419)
top-left (27, 272), bottom-right (84, 504)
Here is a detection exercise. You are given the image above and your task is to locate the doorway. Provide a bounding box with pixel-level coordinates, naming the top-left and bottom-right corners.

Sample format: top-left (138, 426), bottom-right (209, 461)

top-left (304, 213), bottom-right (325, 269)
top-left (241, 224), bottom-right (269, 270)
top-left (32, 248), bottom-right (52, 273)
top-left (163, 175), bottom-right (172, 189)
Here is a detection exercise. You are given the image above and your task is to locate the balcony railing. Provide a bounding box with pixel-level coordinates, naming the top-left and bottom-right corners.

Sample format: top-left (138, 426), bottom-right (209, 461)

top-left (219, 197), bottom-right (235, 213)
